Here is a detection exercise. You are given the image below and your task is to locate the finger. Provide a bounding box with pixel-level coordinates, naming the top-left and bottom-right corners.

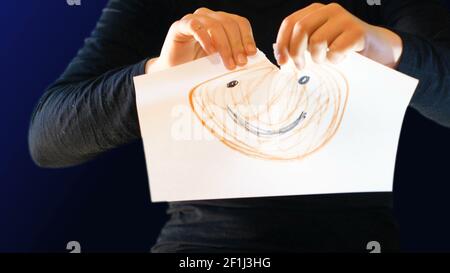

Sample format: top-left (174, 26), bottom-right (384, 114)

top-left (177, 14), bottom-right (216, 55)
top-left (187, 12), bottom-right (236, 69)
top-left (308, 19), bottom-right (344, 64)
top-left (229, 14), bottom-right (257, 55)
top-left (275, 3), bottom-right (324, 65)
top-left (209, 21), bottom-right (237, 69)
top-left (289, 10), bottom-right (330, 68)
top-left (217, 12), bottom-right (248, 66)
top-left (199, 10), bottom-right (247, 66)
top-left (327, 28), bottom-right (366, 64)
top-left (288, 14), bottom-right (327, 69)
top-left (288, 23), bottom-right (308, 69)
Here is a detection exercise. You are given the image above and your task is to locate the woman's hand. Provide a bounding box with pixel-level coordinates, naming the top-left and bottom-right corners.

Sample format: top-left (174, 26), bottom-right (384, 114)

top-left (275, 3), bottom-right (403, 69)
top-left (146, 7), bottom-right (257, 73)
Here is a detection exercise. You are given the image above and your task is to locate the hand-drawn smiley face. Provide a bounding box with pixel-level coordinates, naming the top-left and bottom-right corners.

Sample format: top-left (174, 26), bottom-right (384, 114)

top-left (189, 61), bottom-right (349, 160)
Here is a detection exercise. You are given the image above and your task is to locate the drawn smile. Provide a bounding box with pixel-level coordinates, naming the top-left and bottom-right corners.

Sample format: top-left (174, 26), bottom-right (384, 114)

top-left (227, 106), bottom-right (307, 136)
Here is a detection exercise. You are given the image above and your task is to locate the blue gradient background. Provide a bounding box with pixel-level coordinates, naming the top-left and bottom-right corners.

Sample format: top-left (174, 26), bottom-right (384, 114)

top-left (1, 0), bottom-right (449, 252)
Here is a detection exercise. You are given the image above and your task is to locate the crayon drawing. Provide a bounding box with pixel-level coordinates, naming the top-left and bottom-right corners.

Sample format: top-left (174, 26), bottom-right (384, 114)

top-left (189, 60), bottom-right (349, 160)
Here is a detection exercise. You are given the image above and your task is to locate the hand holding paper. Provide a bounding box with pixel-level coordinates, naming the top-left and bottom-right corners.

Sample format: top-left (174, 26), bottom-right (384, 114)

top-left (146, 7), bottom-right (257, 73)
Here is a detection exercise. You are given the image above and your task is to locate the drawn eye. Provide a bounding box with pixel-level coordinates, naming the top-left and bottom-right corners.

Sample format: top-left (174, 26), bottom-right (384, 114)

top-left (298, 76), bottom-right (310, 85)
top-left (227, 80), bottom-right (239, 88)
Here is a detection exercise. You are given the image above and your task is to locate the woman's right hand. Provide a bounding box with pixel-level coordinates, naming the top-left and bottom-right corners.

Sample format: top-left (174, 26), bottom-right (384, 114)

top-left (145, 7), bottom-right (257, 73)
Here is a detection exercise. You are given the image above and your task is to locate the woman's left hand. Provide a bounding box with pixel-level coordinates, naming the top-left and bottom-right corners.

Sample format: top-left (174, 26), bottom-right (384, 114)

top-left (275, 2), bottom-right (403, 69)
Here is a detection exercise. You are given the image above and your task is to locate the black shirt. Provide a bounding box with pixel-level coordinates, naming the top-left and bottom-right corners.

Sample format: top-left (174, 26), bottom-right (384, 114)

top-left (28, 0), bottom-right (450, 252)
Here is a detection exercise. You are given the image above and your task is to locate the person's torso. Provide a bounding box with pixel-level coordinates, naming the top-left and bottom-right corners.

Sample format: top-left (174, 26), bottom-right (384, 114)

top-left (144, 0), bottom-right (395, 252)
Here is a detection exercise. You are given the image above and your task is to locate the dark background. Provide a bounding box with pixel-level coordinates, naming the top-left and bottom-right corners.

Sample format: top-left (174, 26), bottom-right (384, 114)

top-left (1, 0), bottom-right (449, 252)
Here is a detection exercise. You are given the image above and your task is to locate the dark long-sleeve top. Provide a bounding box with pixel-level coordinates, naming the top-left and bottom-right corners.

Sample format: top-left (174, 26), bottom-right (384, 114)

top-left (28, 0), bottom-right (450, 252)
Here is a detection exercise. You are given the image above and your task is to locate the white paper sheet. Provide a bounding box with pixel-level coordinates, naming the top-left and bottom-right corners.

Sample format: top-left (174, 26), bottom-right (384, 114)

top-left (133, 50), bottom-right (418, 202)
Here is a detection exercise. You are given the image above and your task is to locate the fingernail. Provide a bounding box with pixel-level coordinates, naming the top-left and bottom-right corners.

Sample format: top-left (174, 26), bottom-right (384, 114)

top-left (278, 53), bottom-right (287, 65)
top-left (247, 44), bottom-right (256, 54)
top-left (237, 53), bottom-right (247, 65)
top-left (228, 58), bottom-right (236, 69)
